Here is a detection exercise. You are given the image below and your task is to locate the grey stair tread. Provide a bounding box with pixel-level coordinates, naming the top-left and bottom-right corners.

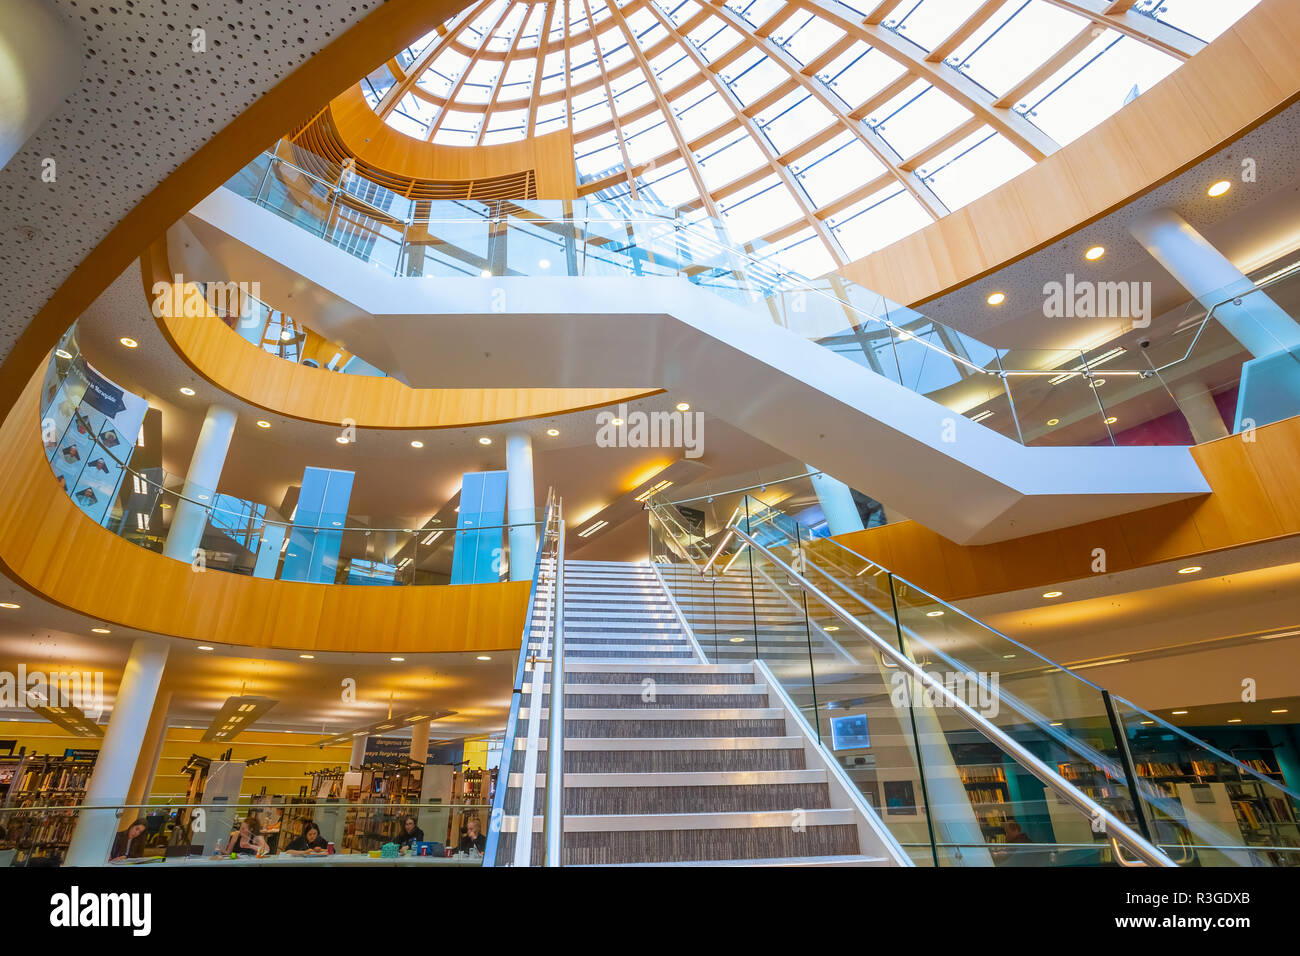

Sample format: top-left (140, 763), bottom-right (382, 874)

top-left (577, 855), bottom-right (889, 867)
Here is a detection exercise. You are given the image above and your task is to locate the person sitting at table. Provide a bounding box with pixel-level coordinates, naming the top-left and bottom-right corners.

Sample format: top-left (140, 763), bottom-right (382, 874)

top-left (457, 816), bottom-right (485, 855)
top-left (109, 817), bottom-right (149, 861)
top-left (395, 815), bottom-right (424, 849)
top-left (224, 816), bottom-right (269, 857)
top-left (283, 821), bottom-right (329, 856)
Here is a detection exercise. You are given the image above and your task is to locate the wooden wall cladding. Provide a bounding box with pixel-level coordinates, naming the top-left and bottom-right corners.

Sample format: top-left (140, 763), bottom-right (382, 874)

top-left (0, 369), bottom-right (531, 653)
top-left (833, 415), bottom-right (1300, 601)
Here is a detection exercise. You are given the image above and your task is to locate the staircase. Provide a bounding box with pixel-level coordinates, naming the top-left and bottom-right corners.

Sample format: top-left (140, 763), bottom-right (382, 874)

top-left (498, 560), bottom-right (903, 866)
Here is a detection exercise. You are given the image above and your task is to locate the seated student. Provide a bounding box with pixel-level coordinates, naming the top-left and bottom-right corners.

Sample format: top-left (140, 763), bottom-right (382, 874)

top-left (395, 815), bottom-right (424, 849)
top-left (283, 821), bottom-right (329, 856)
top-left (109, 818), bottom-right (149, 861)
top-left (224, 816), bottom-right (269, 857)
top-left (456, 816), bottom-right (486, 855)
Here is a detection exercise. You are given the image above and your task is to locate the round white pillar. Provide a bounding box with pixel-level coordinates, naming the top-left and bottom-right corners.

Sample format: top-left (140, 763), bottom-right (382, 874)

top-left (409, 721), bottom-right (430, 764)
top-left (163, 405), bottom-right (237, 563)
top-left (506, 432), bottom-right (538, 580)
top-left (349, 736), bottom-right (367, 769)
top-left (1171, 380), bottom-right (1230, 444)
top-left (1129, 209), bottom-right (1300, 357)
top-left (65, 638), bottom-right (169, 866)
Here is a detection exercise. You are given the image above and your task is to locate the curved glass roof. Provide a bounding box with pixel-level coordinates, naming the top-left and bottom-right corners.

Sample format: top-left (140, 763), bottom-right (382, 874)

top-left (362, 0), bottom-right (1260, 276)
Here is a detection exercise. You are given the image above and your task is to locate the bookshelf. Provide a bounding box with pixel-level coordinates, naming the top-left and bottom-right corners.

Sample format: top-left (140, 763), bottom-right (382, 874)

top-left (0, 751), bottom-right (97, 865)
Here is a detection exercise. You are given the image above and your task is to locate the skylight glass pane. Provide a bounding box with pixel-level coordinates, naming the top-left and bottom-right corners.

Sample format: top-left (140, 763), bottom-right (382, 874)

top-left (894, 0), bottom-right (990, 53)
top-left (796, 137), bottom-right (883, 206)
top-left (831, 187), bottom-right (932, 259)
top-left (956, 1), bottom-right (1088, 98)
top-left (762, 94), bottom-right (835, 154)
top-left (720, 178), bottom-right (801, 242)
top-left (924, 128), bottom-right (1033, 210)
top-left (697, 135), bottom-right (767, 190)
top-left (1137, 0), bottom-right (1262, 42)
top-left (876, 85), bottom-right (972, 160)
top-left (1024, 35), bottom-right (1179, 145)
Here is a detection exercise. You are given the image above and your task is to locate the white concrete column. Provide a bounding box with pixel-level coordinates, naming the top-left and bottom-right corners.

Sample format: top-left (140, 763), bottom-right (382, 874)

top-left (506, 432), bottom-right (538, 580)
top-left (808, 466), bottom-right (865, 536)
top-left (409, 721), bottom-right (430, 764)
top-left (65, 638), bottom-right (169, 866)
top-left (349, 736), bottom-right (367, 769)
top-left (124, 689), bottom-right (172, 809)
top-left (0, 0), bottom-right (79, 172)
top-left (1129, 209), bottom-right (1300, 357)
top-left (163, 405), bottom-right (237, 562)
top-left (1172, 380), bottom-right (1230, 444)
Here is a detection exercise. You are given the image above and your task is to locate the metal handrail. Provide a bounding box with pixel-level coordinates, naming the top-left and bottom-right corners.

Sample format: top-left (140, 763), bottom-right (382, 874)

top-left (544, 504), bottom-right (566, 867)
top-left (483, 489), bottom-right (556, 866)
top-left (724, 523), bottom-right (1176, 868)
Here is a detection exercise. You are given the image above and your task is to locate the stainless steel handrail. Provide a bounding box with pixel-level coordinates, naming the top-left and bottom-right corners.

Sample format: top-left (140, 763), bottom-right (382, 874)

top-left (724, 523), bottom-right (1177, 867)
top-left (543, 503), bottom-right (566, 867)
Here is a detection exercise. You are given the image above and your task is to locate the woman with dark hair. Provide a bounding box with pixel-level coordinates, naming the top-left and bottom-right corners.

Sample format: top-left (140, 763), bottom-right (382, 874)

top-left (224, 815), bottom-right (269, 857)
top-left (109, 818), bottom-right (149, 861)
top-left (395, 814), bottom-right (424, 850)
top-left (284, 820), bottom-right (329, 856)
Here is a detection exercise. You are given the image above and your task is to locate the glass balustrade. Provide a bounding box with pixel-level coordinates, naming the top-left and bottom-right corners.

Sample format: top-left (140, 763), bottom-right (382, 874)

top-left (219, 141), bottom-right (1300, 453)
top-left (645, 493), bottom-right (1300, 866)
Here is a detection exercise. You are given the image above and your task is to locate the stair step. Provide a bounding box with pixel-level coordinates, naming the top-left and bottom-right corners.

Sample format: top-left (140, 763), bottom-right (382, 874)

top-left (509, 770), bottom-right (825, 787)
top-left (581, 854), bottom-right (888, 867)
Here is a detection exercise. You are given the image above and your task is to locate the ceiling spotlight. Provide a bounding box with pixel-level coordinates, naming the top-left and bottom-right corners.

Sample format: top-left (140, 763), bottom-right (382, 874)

top-left (179, 386), bottom-right (196, 396)
top-left (0, 602), bottom-right (18, 609)
top-left (91, 627), bottom-right (111, 634)
top-left (1177, 566), bottom-right (1202, 575)
top-left (676, 402), bottom-right (690, 412)
top-left (119, 337), bottom-right (139, 348)
top-left (390, 656), bottom-right (405, 662)
top-left (986, 292), bottom-right (1006, 307)
top-left (1105, 416), bottom-right (1118, 425)
top-left (1227, 718), bottom-right (1242, 724)
top-left (823, 625), bottom-right (839, 632)
top-left (611, 418), bottom-right (624, 426)
top-left (55, 349), bottom-right (72, 360)
top-left (410, 440), bottom-right (424, 448)
top-left (256, 420), bottom-right (271, 429)
top-left (280, 330), bottom-right (294, 341)
top-left (1207, 179), bottom-right (1232, 198)
top-left (1271, 708), bottom-right (1289, 714)
top-left (1046, 418), bottom-right (1060, 426)
top-left (335, 435), bottom-right (349, 444)
top-left (476, 655), bottom-right (492, 661)
top-left (546, 428), bottom-right (559, 436)
top-left (538, 258), bottom-right (551, 269)
top-left (1043, 590), bottom-right (1063, 599)
top-left (480, 269), bottom-right (492, 278)
top-left (1088, 378), bottom-right (1105, 388)
top-left (1171, 710), bottom-right (1188, 715)
top-left (925, 610), bottom-right (944, 617)
top-left (299, 654), bottom-right (315, 659)
top-left (1085, 246), bottom-right (1106, 261)
top-left (197, 645), bottom-right (214, 651)
top-left (478, 436), bottom-right (491, 445)
top-left (729, 637), bottom-right (745, 643)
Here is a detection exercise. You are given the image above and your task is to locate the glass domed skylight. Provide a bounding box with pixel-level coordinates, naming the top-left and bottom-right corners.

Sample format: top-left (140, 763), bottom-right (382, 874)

top-left (361, 0), bottom-right (1259, 276)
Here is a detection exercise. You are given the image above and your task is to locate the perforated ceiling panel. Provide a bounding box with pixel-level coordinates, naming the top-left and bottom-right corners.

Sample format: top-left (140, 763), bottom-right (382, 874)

top-left (0, 0), bottom-right (400, 367)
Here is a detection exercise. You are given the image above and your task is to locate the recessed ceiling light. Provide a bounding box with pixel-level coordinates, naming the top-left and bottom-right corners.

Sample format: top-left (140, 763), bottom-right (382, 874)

top-left (280, 330), bottom-right (293, 341)
top-left (1046, 418), bottom-right (1059, 426)
top-left (1171, 710), bottom-right (1188, 715)
top-left (119, 337), bottom-right (138, 348)
top-left (1271, 708), bottom-right (1289, 714)
top-left (1105, 416), bottom-right (1118, 425)
top-left (390, 656), bottom-right (405, 662)
top-left (335, 435), bottom-right (349, 444)
top-left (91, 627), bottom-right (111, 634)
top-left (55, 349), bottom-right (72, 360)
top-left (1042, 590), bottom-right (1063, 599)
top-left (0, 602), bottom-right (19, 609)
top-left (1002, 654), bottom-right (1015, 660)
top-left (823, 625), bottom-right (839, 632)
top-left (611, 418), bottom-right (624, 426)
top-left (410, 440), bottom-right (424, 448)
top-left (1085, 245), bottom-right (1106, 261)
top-left (676, 402), bottom-right (690, 412)
top-left (1140, 720), bottom-right (1154, 725)
top-left (1049, 722), bottom-right (1063, 727)
top-left (299, 654), bottom-right (314, 659)
top-left (1227, 718), bottom-right (1242, 723)
top-left (476, 655), bottom-right (492, 661)
top-left (179, 386), bottom-right (195, 396)
top-left (538, 258), bottom-right (550, 269)
top-left (197, 645), bottom-right (214, 651)
top-left (1177, 566), bottom-right (1202, 575)
top-left (925, 610), bottom-right (944, 617)
top-left (546, 428), bottom-right (559, 437)
top-left (729, 637), bottom-right (745, 643)
top-left (1088, 378), bottom-right (1105, 388)
top-left (479, 269), bottom-right (492, 278)
top-left (478, 436), bottom-right (491, 445)
top-left (1207, 179), bottom-right (1232, 198)
top-left (256, 420), bottom-right (271, 429)
top-left (986, 292), bottom-right (1006, 306)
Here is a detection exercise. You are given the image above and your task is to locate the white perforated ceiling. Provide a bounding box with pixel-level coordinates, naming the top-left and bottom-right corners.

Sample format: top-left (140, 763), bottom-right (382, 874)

top-left (0, 0), bottom-right (425, 368)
